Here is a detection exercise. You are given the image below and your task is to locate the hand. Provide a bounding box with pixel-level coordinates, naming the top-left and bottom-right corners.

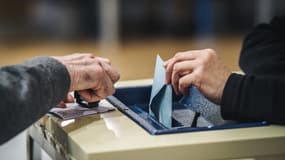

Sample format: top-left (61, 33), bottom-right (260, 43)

top-left (164, 49), bottom-right (231, 104)
top-left (53, 53), bottom-right (120, 102)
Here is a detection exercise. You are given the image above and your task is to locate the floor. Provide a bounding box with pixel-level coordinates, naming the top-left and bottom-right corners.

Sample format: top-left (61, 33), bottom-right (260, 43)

top-left (0, 37), bottom-right (243, 160)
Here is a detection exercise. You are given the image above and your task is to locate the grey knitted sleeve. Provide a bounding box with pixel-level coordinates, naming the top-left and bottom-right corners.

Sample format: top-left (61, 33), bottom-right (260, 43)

top-left (0, 57), bottom-right (70, 144)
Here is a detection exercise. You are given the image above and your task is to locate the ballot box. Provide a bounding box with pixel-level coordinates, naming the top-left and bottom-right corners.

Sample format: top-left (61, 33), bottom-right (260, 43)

top-left (107, 85), bottom-right (267, 135)
top-left (27, 80), bottom-right (285, 160)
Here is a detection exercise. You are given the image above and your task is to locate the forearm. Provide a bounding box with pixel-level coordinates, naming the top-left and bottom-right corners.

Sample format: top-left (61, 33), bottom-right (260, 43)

top-left (221, 73), bottom-right (285, 124)
top-left (239, 16), bottom-right (285, 76)
top-left (0, 57), bottom-right (70, 144)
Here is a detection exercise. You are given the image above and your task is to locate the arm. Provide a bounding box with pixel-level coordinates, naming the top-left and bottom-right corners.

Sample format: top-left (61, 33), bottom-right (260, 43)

top-left (221, 73), bottom-right (285, 124)
top-left (164, 23), bottom-right (285, 124)
top-left (221, 16), bottom-right (285, 124)
top-left (0, 54), bottom-right (120, 145)
top-left (239, 16), bottom-right (285, 76)
top-left (164, 47), bottom-right (285, 124)
top-left (0, 57), bottom-right (70, 144)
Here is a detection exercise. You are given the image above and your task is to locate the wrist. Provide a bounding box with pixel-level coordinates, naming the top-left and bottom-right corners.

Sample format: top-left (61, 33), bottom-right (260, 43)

top-left (51, 56), bottom-right (75, 91)
top-left (215, 70), bottom-right (232, 104)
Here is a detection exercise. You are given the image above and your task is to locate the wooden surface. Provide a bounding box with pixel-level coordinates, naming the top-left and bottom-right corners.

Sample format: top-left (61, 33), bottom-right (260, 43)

top-left (0, 37), bottom-right (242, 80)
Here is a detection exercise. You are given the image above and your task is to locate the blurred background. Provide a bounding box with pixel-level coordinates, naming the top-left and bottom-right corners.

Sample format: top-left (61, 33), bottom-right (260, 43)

top-left (0, 0), bottom-right (284, 159)
top-left (0, 0), bottom-right (284, 81)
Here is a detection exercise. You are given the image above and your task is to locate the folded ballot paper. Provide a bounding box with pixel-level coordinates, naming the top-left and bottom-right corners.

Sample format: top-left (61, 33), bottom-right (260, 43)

top-left (149, 55), bottom-right (173, 128)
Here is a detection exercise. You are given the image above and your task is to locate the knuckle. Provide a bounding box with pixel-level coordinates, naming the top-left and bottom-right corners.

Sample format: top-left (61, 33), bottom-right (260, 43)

top-left (193, 72), bottom-right (202, 86)
top-left (105, 58), bottom-right (111, 64)
top-left (199, 52), bottom-right (212, 65)
top-left (179, 80), bottom-right (186, 89)
top-left (204, 48), bottom-right (216, 59)
top-left (171, 56), bottom-right (178, 63)
top-left (204, 48), bottom-right (215, 54)
top-left (104, 64), bottom-right (111, 72)
top-left (83, 57), bottom-right (93, 64)
top-left (115, 73), bottom-right (120, 82)
top-left (86, 53), bottom-right (94, 57)
top-left (179, 77), bottom-right (188, 89)
top-left (175, 52), bottom-right (184, 57)
top-left (173, 63), bottom-right (180, 72)
top-left (82, 53), bottom-right (94, 58)
top-left (95, 66), bottom-right (105, 77)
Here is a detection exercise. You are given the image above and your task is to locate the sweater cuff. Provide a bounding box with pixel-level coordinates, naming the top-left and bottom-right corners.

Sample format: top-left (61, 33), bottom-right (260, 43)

top-left (220, 73), bottom-right (244, 120)
top-left (47, 57), bottom-right (71, 103)
top-left (23, 56), bottom-right (71, 107)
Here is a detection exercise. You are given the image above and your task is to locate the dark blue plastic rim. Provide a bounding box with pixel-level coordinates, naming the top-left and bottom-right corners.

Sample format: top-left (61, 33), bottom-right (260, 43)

top-left (107, 86), bottom-right (269, 135)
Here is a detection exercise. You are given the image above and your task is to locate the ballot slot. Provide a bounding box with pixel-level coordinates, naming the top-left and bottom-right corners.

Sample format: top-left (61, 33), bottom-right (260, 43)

top-left (107, 85), bottom-right (268, 135)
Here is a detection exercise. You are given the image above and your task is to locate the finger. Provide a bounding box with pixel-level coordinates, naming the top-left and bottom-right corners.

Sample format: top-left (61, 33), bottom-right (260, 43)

top-left (78, 74), bottom-right (115, 102)
top-left (75, 53), bottom-right (95, 58)
top-left (164, 59), bottom-right (171, 84)
top-left (78, 90), bottom-right (101, 102)
top-left (65, 93), bottom-right (75, 103)
top-left (171, 64), bottom-right (180, 95)
top-left (65, 59), bottom-right (91, 66)
top-left (178, 74), bottom-right (194, 95)
top-left (96, 57), bottom-right (111, 65)
top-left (171, 61), bottom-right (195, 94)
top-left (64, 54), bottom-right (97, 66)
top-left (163, 59), bottom-right (171, 67)
top-left (94, 86), bottom-right (115, 100)
top-left (165, 52), bottom-right (196, 84)
top-left (96, 75), bottom-right (116, 97)
top-left (64, 53), bottom-right (95, 61)
top-left (99, 61), bottom-right (120, 83)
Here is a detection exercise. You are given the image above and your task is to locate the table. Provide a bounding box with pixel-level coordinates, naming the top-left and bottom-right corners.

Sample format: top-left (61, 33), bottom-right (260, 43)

top-left (27, 79), bottom-right (285, 160)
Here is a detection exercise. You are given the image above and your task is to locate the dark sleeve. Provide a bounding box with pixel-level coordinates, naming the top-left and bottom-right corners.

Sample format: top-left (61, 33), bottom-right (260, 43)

top-left (239, 16), bottom-right (285, 76)
top-left (221, 73), bottom-right (285, 124)
top-left (221, 16), bottom-right (285, 124)
top-left (0, 57), bottom-right (70, 144)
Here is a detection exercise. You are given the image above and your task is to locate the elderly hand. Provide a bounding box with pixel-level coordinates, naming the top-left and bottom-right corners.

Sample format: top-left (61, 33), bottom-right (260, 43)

top-left (164, 49), bottom-right (231, 104)
top-left (53, 53), bottom-right (120, 102)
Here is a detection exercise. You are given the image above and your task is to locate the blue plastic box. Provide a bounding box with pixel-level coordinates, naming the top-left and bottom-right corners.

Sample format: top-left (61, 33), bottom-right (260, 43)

top-left (107, 85), bottom-right (268, 135)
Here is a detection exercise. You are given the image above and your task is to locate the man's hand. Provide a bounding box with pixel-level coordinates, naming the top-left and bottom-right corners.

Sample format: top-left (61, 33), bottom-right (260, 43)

top-left (164, 49), bottom-right (231, 104)
top-left (53, 53), bottom-right (120, 102)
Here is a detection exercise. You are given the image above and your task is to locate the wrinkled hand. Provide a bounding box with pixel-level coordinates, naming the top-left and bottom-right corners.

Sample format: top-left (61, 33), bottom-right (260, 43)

top-left (164, 49), bottom-right (231, 104)
top-left (53, 53), bottom-right (120, 102)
